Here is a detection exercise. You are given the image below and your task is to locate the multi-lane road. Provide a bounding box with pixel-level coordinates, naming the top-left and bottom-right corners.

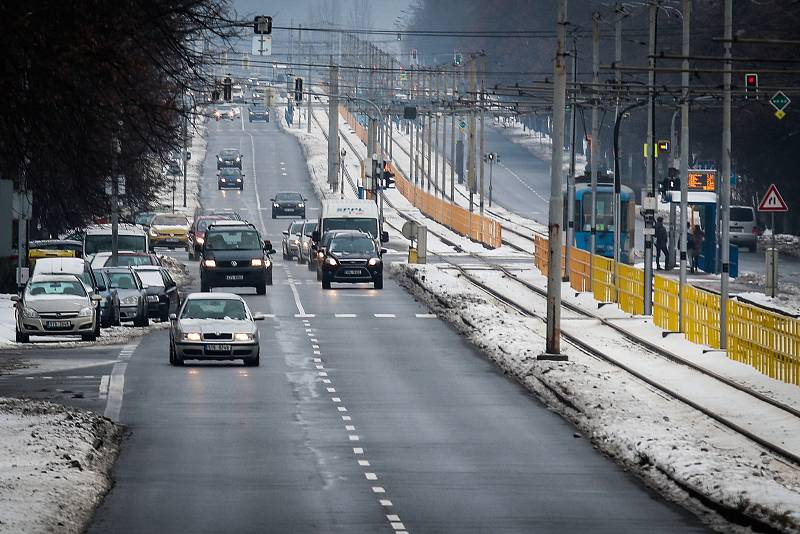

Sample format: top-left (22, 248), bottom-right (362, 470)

top-left (3, 113), bottom-right (709, 532)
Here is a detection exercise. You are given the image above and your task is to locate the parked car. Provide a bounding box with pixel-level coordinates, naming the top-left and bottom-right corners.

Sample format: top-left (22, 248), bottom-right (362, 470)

top-left (271, 191), bottom-right (306, 219)
top-left (218, 167), bottom-right (244, 190)
top-left (217, 148), bottom-right (243, 169)
top-left (730, 205), bottom-right (759, 252)
top-left (299, 220), bottom-right (318, 266)
top-left (200, 220), bottom-right (275, 294)
top-left (168, 293), bottom-right (265, 366)
top-left (102, 267), bottom-right (149, 327)
top-left (132, 266), bottom-right (181, 322)
top-left (93, 269), bottom-right (121, 327)
top-left (32, 257), bottom-right (99, 296)
top-left (90, 251), bottom-right (161, 268)
top-left (148, 213), bottom-right (191, 251)
top-left (134, 212), bottom-right (157, 231)
top-left (281, 220), bottom-right (305, 260)
top-left (13, 274), bottom-right (102, 343)
top-left (319, 232), bottom-right (386, 290)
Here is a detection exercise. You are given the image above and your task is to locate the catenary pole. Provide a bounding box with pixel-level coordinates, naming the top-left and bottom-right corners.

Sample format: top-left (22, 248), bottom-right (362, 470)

top-left (613, 4), bottom-right (624, 299)
top-left (565, 36), bottom-right (578, 283)
top-left (679, 0), bottom-right (691, 331)
top-left (720, 0), bottom-right (732, 348)
top-left (643, 1), bottom-right (658, 316)
top-left (542, 0), bottom-right (568, 360)
top-left (590, 12), bottom-right (600, 291)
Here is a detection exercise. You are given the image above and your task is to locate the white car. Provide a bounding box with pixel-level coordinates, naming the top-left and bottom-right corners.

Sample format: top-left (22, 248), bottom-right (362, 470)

top-left (13, 274), bottom-right (102, 343)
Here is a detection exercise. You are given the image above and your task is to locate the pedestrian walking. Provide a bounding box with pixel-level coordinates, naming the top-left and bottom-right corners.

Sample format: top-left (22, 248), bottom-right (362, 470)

top-left (654, 216), bottom-right (669, 270)
top-left (691, 225), bottom-right (704, 273)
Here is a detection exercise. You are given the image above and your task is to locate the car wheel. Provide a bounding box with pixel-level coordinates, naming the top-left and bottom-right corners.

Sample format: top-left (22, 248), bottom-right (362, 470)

top-left (271, 212), bottom-right (276, 219)
top-left (374, 275), bottom-right (384, 290)
top-left (160, 308), bottom-right (170, 323)
top-left (15, 329), bottom-right (29, 343)
top-left (171, 343), bottom-right (184, 366)
top-left (322, 279), bottom-right (331, 290)
top-left (266, 271), bottom-right (273, 286)
top-left (134, 312), bottom-right (149, 328)
top-left (82, 332), bottom-right (97, 342)
top-left (256, 284), bottom-right (266, 295)
top-left (244, 354), bottom-right (260, 367)
top-left (113, 306), bottom-right (121, 327)
top-left (282, 245), bottom-right (288, 260)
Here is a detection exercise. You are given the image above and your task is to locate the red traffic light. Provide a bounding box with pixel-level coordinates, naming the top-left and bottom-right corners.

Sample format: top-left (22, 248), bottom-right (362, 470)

top-left (745, 73), bottom-right (758, 88)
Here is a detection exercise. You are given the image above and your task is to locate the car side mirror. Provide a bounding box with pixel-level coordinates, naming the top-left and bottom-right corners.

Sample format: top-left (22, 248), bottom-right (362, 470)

top-left (169, 313), bottom-right (177, 321)
top-left (381, 231), bottom-right (389, 243)
top-left (253, 313), bottom-right (266, 321)
top-left (380, 248), bottom-right (387, 255)
top-left (142, 285), bottom-right (149, 290)
top-left (269, 198), bottom-right (275, 202)
top-left (282, 231), bottom-right (289, 236)
top-left (312, 230), bottom-right (320, 242)
top-left (264, 240), bottom-right (272, 250)
top-left (91, 294), bottom-right (103, 302)
top-left (10, 295), bottom-right (20, 303)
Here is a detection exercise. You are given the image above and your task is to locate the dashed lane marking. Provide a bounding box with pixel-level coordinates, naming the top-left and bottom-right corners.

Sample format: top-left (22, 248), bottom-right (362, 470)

top-left (98, 375), bottom-right (110, 400)
top-left (374, 314), bottom-right (396, 318)
top-left (335, 313), bottom-right (357, 318)
top-left (365, 473), bottom-right (378, 480)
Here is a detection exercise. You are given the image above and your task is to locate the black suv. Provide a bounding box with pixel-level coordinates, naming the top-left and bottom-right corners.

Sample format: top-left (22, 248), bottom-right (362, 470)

top-left (200, 221), bottom-right (276, 294)
top-left (217, 148), bottom-right (243, 170)
top-left (320, 232), bottom-right (386, 290)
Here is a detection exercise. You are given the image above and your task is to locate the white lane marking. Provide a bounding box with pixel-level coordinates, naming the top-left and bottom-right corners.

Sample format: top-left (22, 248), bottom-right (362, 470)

top-left (103, 362), bottom-right (127, 422)
top-left (314, 358), bottom-right (322, 363)
top-left (390, 523), bottom-right (406, 531)
top-left (313, 350), bottom-right (321, 355)
top-left (323, 379), bottom-right (332, 384)
top-left (335, 313), bottom-right (357, 318)
top-left (42, 377), bottom-right (52, 380)
top-left (365, 473), bottom-right (378, 480)
top-left (374, 314), bottom-right (396, 318)
top-left (98, 375), bottom-right (110, 400)
top-left (263, 314), bottom-right (276, 318)
top-left (327, 387), bottom-right (336, 393)
top-left (337, 406), bottom-right (348, 412)
top-left (315, 365), bottom-right (324, 370)
top-left (319, 372), bottom-right (328, 377)
top-left (380, 499), bottom-right (393, 507)
top-left (416, 313), bottom-right (436, 318)
top-left (312, 344), bottom-right (320, 349)
top-left (311, 338), bottom-right (318, 343)
top-left (499, 161), bottom-right (548, 202)
top-left (372, 487), bottom-right (386, 494)
top-left (349, 435), bottom-right (360, 441)
top-left (387, 515), bottom-right (400, 521)
top-left (345, 425), bottom-right (356, 431)
top-left (353, 448), bottom-right (364, 454)
top-left (331, 397), bottom-right (341, 402)
top-left (341, 415), bottom-right (351, 421)
top-left (358, 459), bottom-right (370, 466)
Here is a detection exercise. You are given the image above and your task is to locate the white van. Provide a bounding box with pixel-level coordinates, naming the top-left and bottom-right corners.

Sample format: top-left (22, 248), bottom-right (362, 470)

top-left (83, 224), bottom-right (149, 258)
top-left (312, 199), bottom-right (388, 245)
top-left (729, 205), bottom-right (759, 252)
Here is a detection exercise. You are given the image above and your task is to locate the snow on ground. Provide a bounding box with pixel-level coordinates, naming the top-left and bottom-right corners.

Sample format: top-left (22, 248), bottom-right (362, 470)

top-left (391, 262), bottom-right (800, 533)
top-left (759, 233), bottom-right (800, 258)
top-left (0, 398), bottom-right (120, 534)
top-left (494, 117), bottom-right (587, 176)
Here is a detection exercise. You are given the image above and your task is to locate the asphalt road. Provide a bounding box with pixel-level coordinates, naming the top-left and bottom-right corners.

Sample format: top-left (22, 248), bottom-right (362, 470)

top-left (0, 111), bottom-right (709, 532)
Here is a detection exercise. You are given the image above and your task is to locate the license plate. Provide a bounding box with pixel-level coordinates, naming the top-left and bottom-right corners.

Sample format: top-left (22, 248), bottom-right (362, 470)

top-left (207, 344), bottom-right (231, 352)
top-left (344, 269), bottom-right (361, 276)
top-left (731, 226), bottom-right (743, 232)
top-left (285, 208), bottom-right (294, 212)
top-left (46, 320), bottom-right (72, 328)
top-left (226, 275), bottom-right (244, 281)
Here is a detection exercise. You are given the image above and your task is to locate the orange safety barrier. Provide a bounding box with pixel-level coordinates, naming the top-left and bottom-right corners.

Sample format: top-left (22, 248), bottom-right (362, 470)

top-left (616, 263), bottom-right (645, 315)
top-left (569, 247), bottom-right (591, 293)
top-left (728, 299), bottom-right (800, 385)
top-left (534, 235), bottom-right (549, 275)
top-left (682, 284), bottom-right (720, 348)
top-left (653, 275), bottom-right (680, 332)
top-left (592, 254), bottom-right (615, 303)
top-left (339, 106), bottom-right (502, 249)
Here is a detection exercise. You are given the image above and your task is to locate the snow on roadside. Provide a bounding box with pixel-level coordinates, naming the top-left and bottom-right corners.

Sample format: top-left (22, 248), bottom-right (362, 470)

top-left (493, 118), bottom-right (587, 175)
top-left (390, 262), bottom-right (800, 533)
top-left (0, 398), bottom-right (120, 534)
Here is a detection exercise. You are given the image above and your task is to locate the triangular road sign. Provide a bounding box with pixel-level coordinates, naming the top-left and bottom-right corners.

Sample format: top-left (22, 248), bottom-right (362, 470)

top-left (758, 183), bottom-right (789, 212)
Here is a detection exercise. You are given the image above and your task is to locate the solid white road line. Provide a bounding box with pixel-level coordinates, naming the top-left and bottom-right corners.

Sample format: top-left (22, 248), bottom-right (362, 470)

top-left (98, 375), bottom-right (110, 400)
top-left (103, 362), bottom-right (127, 422)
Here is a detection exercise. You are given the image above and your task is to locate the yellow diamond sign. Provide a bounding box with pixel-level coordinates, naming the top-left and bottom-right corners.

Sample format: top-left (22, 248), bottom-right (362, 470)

top-left (775, 110), bottom-right (786, 120)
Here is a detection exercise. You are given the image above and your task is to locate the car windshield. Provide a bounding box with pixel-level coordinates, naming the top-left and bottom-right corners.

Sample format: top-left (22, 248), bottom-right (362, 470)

top-left (290, 222), bottom-right (304, 234)
top-left (27, 280), bottom-right (86, 297)
top-left (112, 255), bottom-right (156, 267)
top-left (92, 271), bottom-right (107, 291)
top-left (136, 270), bottom-right (164, 287)
top-left (135, 213), bottom-right (155, 225)
top-left (220, 150), bottom-right (238, 158)
top-left (276, 192), bottom-right (302, 201)
top-left (324, 218), bottom-right (378, 238)
top-left (303, 222), bottom-right (318, 236)
top-left (220, 168), bottom-right (241, 176)
top-left (153, 215), bottom-right (188, 226)
top-left (731, 207), bottom-right (754, 222)
top-left (85, 234), bottom-right (146, 255)
top-left (107, 272), bottom-right (138, 290)
top-left (181, 299), bottom-right (248, 320)
top-left (205, 230), bottom-right (261, 251)
top-left (329, 237), bottom-right (377, 256)
top-left (196, 219), bottom-right (222, 232)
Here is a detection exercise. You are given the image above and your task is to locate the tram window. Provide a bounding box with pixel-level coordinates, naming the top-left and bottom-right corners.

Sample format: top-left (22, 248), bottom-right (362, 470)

top-left (582, 192), bottom-right (615, 231)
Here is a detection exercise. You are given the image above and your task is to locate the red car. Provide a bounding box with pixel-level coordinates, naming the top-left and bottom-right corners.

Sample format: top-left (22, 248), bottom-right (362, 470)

top-left (188, 215), bottom-right (227, 260)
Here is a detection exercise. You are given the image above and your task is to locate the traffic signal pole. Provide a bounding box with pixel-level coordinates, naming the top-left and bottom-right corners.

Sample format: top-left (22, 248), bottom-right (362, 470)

top-left (679, 0), bottom-right (691, 332)
top-left (720, 0), bottom-right (732, 349)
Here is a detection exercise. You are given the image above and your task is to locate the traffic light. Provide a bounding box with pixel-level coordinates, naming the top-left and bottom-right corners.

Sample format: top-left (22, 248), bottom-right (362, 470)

top-left (294, 77), bottom-right (303, 101)
top-left (744, 73), bottom-right (759, 100)
top-left (223, 77), bottom-right (232, 101)
top-left (211, 89), bottom-right (220, 102)
top-left (382, 163), bottom-right (395, 189)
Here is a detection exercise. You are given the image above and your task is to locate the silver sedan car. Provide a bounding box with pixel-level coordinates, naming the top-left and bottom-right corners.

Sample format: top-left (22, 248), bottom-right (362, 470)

top-left (13, 274), bottom-right (102, 343)
top-left (169, 293), bottom-right (264, 366)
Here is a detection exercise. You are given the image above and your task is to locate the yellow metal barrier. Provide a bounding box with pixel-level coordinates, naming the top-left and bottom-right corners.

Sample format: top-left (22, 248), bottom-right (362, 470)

top-left (569, 247), bottom-right (591, 293)
top-left (682, 284), bottom-right (720, 348)
top-left (592, 255), bottom-right (615, 303)
top-left (616, 263), bottom-right (645, 315)
top-left (728, 300), bottom-right (800, 385)
top-left (654, 275), bottom-right (680, 332)
top-left (534, 235), bottom-right (549, 275)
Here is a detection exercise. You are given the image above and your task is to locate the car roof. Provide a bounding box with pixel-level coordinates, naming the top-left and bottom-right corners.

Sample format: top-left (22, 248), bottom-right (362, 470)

top-left (101, 266), bottom-right (136, 273)
top-left (30, 273), bottom-right (83, 283)
top-left (275, 191), bottom-right (302, 196)
top-left (29, 239), bottom-right (82, 246)
top-left (220, 148), bottom-right (239, 153)
top-left (185, 292), bottom-right (243, 301)
top-left (93, 250), bottom-right (149, 257)
top-left (208, 220), bottom-right (255, 228)
top-left (131, 265), bottom-right (162, 271)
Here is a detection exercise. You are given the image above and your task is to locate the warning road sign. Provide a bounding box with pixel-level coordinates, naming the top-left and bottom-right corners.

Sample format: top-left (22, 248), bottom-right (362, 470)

top-left (758, 183), bottom-right (789, 212)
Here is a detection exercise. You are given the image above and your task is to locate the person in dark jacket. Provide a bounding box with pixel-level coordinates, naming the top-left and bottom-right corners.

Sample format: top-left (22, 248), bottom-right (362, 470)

top-left (654, 216), bottom-right (669, 270)
top-left (691, 224), bottom-right (704, 273)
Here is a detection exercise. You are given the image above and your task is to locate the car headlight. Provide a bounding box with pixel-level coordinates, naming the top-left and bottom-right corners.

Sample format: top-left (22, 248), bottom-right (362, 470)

top-left (251, 258), bottom-right (263, 267)
top-left (292, 240), bottom-right (300, 246)
top-left (22, 307), bottom-right (38, 318)
top-left (147, 295), bottom-right (159, 303)
top-left (235, 156), bottom-right (241, 162)
top-left (265, 258), bottom-right (272, 267)
top-left (122, 295), bottom-right (139, 305)
top-left (236, 178), bottom-right (242, 182)
top-left (182, 332), bottom-right (201, 341)
top-left (220, 178), bottom-right (226, 182)
top-left (273, 203), bottom-right (280, 208)
top-left (78, 306), bottom-right (94, 317)
top-left (234, 332), bottom-right (255, 341)
top-left (325, 256), bottom-right (338, 266)
top-left (196, 236), bottom-right (205, 244)
top-left (368, 257), bottom-right (382, 266)
top-left (298, 203), bottom-right (305, 208)
top-left (203, 259), bottom-right (216, 268)
top-left (317, 251), bottom-right (325, 259)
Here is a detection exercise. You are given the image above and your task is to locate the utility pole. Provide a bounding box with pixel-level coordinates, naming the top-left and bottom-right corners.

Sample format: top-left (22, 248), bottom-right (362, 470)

top-left (468, 59), bottom-right (477, 212)
top-left (720, 0), bottom-right (732, 348)
top-left (643, 1), bottom-right (658, 316)
top-left (613, 3), bottom-right (624, 279)
top-left (565, 36), bottom-right (578, 282)
top-left (479, 55), bottom-right (486, 220)
top-left (328, 63), bottom-right (340, 191)
top-left (542, 0), bottom-right (568, 360)
top-left (679, 0), bottom-right (691, 331)
top-left (182, 97), bottom-right (188, 208)
top-left (450, 64), bottom-right (457, 203)
top-left (111, 135), bottom-right (121, 268)
top-left (434, 70), bottom-right (441, 197)
top-left (440, 69), bottom-right (448, 200)
top-left (426, 70), bottom-right (433, 193)
top-left (590, 12), bottom-right (600, 289)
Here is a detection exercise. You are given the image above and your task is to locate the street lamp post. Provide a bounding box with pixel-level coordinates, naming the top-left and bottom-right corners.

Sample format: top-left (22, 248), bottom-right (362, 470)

top-left (483, 152), bottom-right (499, 206)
